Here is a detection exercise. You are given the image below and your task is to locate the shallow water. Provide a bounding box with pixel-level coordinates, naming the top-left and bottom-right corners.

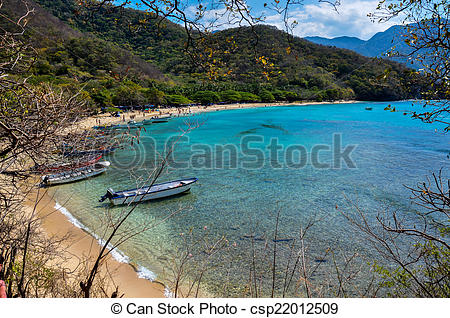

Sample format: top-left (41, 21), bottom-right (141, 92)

top-left (50, 101), bottom-right (449, 296)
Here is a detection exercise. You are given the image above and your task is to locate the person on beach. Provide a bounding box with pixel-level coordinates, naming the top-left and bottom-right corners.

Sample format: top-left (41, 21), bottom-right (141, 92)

top-left (0, 256), bottom-right (7, 298)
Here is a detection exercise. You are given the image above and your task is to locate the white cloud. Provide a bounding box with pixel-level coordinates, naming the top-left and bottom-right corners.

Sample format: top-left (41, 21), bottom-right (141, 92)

top-left (263, 0), bottom-right (400, 40)
top-left (185, 2), bottom-right (255, 32)
top-left (183, 0), bottom-right (401, 39)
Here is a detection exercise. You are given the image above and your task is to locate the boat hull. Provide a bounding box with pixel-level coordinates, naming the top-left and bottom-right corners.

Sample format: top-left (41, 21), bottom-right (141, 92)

top-left (104, 177), bottom-right (198, 205)
top-left (44, 168), bottom-right (107, 185)
top-left (141, 117), bottom-right (171, 124)
top-left (42, 161), bottom-right (110, 186)
top-left (110, 183), bottom-right (193, 205)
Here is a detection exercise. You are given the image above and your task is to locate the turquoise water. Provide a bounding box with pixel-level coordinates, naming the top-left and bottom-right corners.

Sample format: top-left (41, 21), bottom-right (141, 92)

top-left (50, 101), bottom-right (449, 296)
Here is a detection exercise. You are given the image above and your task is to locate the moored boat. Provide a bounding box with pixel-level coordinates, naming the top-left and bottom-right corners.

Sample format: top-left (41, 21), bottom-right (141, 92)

top-left (41, 161), bottom-right (110, 186)
top-left (141, 119), bottom-right (154, 125)
top-left (128, 120), bottom-right (144, 127)
top-left (152, 116), bottom-right (171, 123)
top-left (142, 116), bottom-right (172, 124)
top-left (365, 107), bottom-right (373, 110)
top-left (99, 177), bottom-right (198, 205)
top-left (94, 122), bottom-right (143, 131)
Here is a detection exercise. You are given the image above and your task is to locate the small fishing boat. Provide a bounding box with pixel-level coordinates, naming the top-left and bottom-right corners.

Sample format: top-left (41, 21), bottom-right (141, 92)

top-left (128, 120), bottom-right (144, 127)
top-left (142, 116), bottom-right (172, 124)
top-left (41, 161), bottom-right (110, 186)
top-left (94, 122), bottom-right (143, 131)
top-left (141, 119), bottom-right (154, 125)
top-left (152, 116), bottom-right (171, 123)
top-left (365, 107), bottom-right (373, 110)
top-left (99, 177), bottom-right (198, 205)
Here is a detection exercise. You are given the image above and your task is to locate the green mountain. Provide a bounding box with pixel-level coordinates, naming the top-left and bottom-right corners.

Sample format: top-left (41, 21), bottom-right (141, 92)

top-left (2, 0), bottom-right (425, 108)
top-left (304, 36), bottom-right (366, 52)
top-left (33, 0), bottom-right (187, 71)
top-left (305, 26), bottom-right (419, 68)
top-left (1, 0), bottom-right (165, 80)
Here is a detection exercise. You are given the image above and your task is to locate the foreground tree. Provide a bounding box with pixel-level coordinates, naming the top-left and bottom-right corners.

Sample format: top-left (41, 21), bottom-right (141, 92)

top-left (342, 171), bottom-right (449, 297)
top-left (372, 0), bottom-right (450, 131)
top-left (0, 0), bottom-right (96, 297)
top-left (339, 0), bottom-right (450, 298)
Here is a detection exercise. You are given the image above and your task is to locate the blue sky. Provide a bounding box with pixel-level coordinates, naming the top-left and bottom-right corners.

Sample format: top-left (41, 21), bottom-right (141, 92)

top-left (257, 0), bottom-right (399, 40)
top-left (231, 0), bottom-right (400, 40)
top-left (124, 0), bottom-right (400, 40)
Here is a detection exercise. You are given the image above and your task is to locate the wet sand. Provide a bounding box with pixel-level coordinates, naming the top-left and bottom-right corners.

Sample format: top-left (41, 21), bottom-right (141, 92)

top-left (24, 187), bottom-right (166, 298)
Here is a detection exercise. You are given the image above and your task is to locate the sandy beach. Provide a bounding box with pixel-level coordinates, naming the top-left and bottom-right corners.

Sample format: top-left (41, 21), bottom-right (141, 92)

top-left (31, 99), bottom-right (357, 298)
top-left (76, 100), bottom-right (358, 130)
top-left (24, 187), bottom-right (166, 297)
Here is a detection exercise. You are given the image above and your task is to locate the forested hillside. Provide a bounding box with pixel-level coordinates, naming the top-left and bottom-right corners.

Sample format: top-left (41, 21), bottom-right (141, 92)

top-left (1, 0), bottom-right (426, 109)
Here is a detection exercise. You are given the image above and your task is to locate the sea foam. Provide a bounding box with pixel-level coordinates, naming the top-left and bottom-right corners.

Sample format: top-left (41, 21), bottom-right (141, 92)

top-left (55, 202), bottom-right (89, 232)
top-left (93, 235), bottom-right (130, 264)
top-left (54, 201), bottom-right (170, 295)
top-left (54, 201), bottom-right (130, 264)
top-left (164, 287), bottom-right (174, 298)
top-left (137, 265), bottom-right (157, 281)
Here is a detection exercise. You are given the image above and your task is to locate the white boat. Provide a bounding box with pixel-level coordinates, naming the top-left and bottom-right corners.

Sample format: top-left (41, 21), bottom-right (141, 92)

top-left (41, 161), bottom-right (110, 186)
top-left (142, 116), bottom-right (172, 124)
top-left (99, 177), bottom-right (198, 205)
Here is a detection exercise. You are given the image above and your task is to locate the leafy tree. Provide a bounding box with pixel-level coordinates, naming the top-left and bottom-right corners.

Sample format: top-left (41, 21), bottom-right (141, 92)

top-left (164, 94), bottom-right (192, 106)
top-left (112, 82), bottom-right (145, 106)
top-left (219, 90), bottom-right (241, 103)
top-left (34, 59), bottom-right (52, 75)
top-left (271, 89), bottom-right (286, 101)
top-left (238, 91), bottom-right (260, 102)
top-left (372, 0), bottom-right (449, 130)
top-left (105, 106), bottom-right (121, 114)
top-left (141, 87), bottom-right (165, 105)
top-left (259, 89), bottom-right (275, 102)
top-left (90, 89), bottom-right (113, 107)
top-left (191, 90), bottom-right (221, 104)
top-left (283, 91), bottom-right (298, 102)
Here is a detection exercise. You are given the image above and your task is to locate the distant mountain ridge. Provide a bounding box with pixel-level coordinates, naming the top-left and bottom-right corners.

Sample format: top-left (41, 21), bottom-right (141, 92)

top-left (305, 25), bottom-right (415, 66)
top-left (303, 36), bottom-right (366, 52)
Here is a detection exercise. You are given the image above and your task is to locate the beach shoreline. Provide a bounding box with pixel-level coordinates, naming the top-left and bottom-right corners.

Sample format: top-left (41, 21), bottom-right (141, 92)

top-left (24, 186), bottom-right (166, 297)
top-left (32, 99), bottom-right (359, 297)
top-left (77, 100), bottom-right (360, 130)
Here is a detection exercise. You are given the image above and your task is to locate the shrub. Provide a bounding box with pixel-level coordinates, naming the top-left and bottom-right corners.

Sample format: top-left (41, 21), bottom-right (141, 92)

top-left (259, 89), bottom-right (275, 102)
top-left (238, 91), bottom-right (260, 102)
top-left (219, 90), bottom-right (242, 103)
top-left (165, 94), bottom-right (192, 106)
top-left (192, 90), bottom-right (221, 104)
top-left (106, 106), bottom-right (121, 114)
top-left (271, 89), bottom-right (286, 101)
top-left (283, 91), bottom-right (298, 102)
